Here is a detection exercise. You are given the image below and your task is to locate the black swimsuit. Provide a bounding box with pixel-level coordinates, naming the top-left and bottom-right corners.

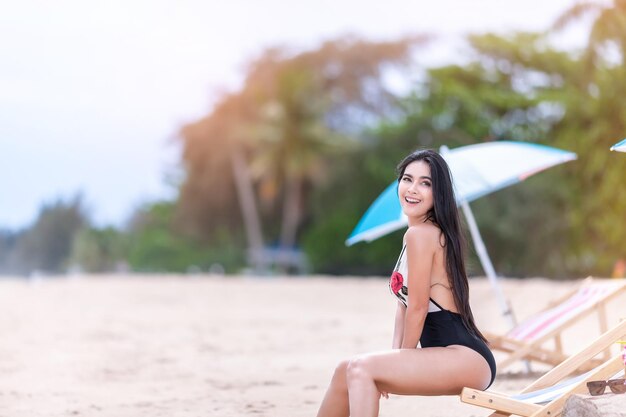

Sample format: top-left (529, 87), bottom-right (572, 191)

top-left (389, 245), bottom-right (496, 388)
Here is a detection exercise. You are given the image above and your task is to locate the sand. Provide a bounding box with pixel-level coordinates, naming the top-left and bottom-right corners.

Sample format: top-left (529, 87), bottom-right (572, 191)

top-left (0, 274), bottom-right (624, 417)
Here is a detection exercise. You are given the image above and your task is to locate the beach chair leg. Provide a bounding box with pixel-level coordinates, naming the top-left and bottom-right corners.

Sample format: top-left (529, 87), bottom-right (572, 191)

top-left (554, 334), bottom-right (563, 355)
top-left (598, 302), bottom-right (610, 360)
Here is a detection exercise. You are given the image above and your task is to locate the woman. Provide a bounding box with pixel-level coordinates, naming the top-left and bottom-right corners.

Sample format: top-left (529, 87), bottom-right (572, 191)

top-left (316, 149), bottom-right (496, 417)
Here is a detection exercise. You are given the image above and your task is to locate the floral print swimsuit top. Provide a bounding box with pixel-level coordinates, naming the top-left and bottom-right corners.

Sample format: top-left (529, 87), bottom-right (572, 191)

top-left (388, 245), bottom-right (441, 312)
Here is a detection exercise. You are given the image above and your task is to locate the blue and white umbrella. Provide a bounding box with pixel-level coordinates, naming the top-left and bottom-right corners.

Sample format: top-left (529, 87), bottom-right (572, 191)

top-left (611, 138), bottom-right (626, 152)
top-left (347, 141), bottom-right (577, 245)
top-left (346, 141), bottom-right (577, 329)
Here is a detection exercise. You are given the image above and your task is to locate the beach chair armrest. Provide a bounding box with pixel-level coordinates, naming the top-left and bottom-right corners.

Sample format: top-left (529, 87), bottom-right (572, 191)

top-left (460, 388), bottom-right (541, 416)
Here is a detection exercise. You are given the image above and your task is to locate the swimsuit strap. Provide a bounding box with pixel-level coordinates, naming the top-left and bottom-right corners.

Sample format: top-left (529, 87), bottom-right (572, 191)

top-left (393, 244), bottom-right (407, 272)
top-left (429, 297), bottom-right (447, 312)
top-left (430, 282), bottom-right (451, 290)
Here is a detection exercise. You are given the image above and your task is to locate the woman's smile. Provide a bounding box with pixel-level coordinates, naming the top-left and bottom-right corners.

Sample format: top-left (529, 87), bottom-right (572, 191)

top-left (404, 196), bottom-right (421, 205)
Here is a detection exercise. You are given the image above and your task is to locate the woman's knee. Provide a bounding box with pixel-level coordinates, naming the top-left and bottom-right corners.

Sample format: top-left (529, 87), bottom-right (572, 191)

top-left (331, 359), bottom-right (350, 384)
top-left (346, 356), bottom-right (372, 382)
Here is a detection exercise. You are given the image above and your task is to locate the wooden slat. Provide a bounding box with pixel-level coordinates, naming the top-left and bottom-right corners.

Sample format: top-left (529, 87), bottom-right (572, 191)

top-left (461, 388), bottom-right (540, 416)
top-left (523, 320), bottom-right (626, 393)
top-left (531, 355), bottom-right (624, 417)
top-left (597, 302), bottom-right (609, 360)
top-left (554, 334), bottom-right (563, 355)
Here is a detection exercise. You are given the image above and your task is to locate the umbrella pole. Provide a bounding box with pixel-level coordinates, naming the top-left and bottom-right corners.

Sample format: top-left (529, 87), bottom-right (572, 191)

top-left (460, 200), bottom-right (517, 329)
top-left (461, 200), bottom-right (533, 373)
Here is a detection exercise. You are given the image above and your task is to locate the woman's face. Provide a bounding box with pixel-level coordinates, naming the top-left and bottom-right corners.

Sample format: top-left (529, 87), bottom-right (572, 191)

top-left (398, 160), bottom-right (434, 222)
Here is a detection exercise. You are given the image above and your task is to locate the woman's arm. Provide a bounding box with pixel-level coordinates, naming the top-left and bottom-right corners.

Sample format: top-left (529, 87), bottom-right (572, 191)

top-left (401, 226), bottom-right (436, 349)
top-left (391, 301), bottom-right (406, 349)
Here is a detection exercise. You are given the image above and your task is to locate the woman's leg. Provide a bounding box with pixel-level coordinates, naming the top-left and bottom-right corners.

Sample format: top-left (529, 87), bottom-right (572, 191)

top-left (316, 359), bottom-right (350, 417)
top-left (346, 345), bottom-right (491, 417)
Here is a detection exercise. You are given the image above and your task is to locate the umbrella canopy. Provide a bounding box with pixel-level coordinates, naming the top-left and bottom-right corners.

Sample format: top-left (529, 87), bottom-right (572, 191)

top-left (346, 141), bottom-right (577, 245)
top-left (610, 138), bottom-right (626, 152)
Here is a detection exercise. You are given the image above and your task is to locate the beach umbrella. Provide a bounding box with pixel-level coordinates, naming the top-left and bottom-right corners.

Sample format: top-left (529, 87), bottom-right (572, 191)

top-left (610, 138), bottom-right (626, 152)
top-left (346, 141), bottom-right (577, 328)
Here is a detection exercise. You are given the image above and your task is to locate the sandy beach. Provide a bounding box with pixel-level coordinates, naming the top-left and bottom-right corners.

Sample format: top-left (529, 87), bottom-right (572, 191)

top-left (0, 274), bottom-right (624, 417)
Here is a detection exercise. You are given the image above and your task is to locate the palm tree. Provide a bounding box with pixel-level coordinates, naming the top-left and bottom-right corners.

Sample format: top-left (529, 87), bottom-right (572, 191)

top-left (243, 37), bottom-right (428, 252)
top-left (553, 0), bottom-right (626, 68)
top-left (179, 36), bottom-right (427, 272)
top-left (248, 68), bottom-right (347, 250)
top-left (178, 93), bottom-right (266, 271)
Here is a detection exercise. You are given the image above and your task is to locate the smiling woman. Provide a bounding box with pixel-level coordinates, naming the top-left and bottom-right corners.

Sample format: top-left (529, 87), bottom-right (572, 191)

top-left (316, 149), bottom-right (495, 417)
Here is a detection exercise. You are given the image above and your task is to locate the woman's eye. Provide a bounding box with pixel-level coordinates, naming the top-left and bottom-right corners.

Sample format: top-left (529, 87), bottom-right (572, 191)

top-left (421, 181), bottom-right (431, 187)
top-left (402, 177), bottom-right (411, 182)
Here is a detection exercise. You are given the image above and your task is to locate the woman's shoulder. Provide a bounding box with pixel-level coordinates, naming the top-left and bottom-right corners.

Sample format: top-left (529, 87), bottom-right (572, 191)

top-left (404, 223), bottom-right (441, 248)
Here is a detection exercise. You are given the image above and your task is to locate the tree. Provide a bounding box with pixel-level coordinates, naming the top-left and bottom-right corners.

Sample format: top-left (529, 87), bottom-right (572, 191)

top-left (6, 195), bottom-right (88, 275)
top-left (246, 67), bottom-right (349, 249)
top-left (463, 28), bottom-right (626, 276)
top-left (302, 48), bottom-right (552, 275)
top-left (178, 93), bottom-right (264, 269)
top-left (126, 201), bottom-right (244, 273)
top-left (178, 36), bottom-right (428, 263)
top-left (554, 0), bottom-right (626, 69)
top-left (68, 227), bottom-right (127, 273)
top-left (0, 229), bottom-right (17, 274)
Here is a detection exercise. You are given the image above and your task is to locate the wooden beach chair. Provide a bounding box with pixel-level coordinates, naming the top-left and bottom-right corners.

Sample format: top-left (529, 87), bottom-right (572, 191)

top-left (485, 277), bottom-right (626, 371)
top-left (461, 319), bottom-right (626, 417)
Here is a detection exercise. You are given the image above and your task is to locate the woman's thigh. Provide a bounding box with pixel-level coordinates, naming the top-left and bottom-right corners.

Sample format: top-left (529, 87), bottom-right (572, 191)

top-left (349, 345), bottom-right (491, 396)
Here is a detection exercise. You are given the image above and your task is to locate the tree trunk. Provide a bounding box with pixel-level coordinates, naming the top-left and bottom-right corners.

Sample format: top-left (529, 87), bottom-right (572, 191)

top-left (280, 177), bottom-right (302, 249)
top-left (230, 151), bottom-right (265, 271)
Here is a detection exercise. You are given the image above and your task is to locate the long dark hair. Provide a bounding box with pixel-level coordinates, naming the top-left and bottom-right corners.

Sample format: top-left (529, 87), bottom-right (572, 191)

top-left (396, 149), bottom-right (487, 343)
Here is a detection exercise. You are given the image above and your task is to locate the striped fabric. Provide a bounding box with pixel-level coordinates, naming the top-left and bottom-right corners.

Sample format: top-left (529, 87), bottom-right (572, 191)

top-left (512, 369), bottom-right (624, 404)
top-left (507, 282), bottom-right (624, 342)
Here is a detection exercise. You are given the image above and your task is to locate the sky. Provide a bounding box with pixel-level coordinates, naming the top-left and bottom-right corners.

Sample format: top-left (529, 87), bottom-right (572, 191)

top-left (0, 0), bottom-right (587, 230)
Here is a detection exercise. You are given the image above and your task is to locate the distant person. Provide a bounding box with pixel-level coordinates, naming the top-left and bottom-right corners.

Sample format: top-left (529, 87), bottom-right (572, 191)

top-left (316, 149), bottom-right (495, 417)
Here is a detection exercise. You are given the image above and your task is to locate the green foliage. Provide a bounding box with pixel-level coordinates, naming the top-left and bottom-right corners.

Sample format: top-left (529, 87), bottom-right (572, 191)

top-left (1, 195), bottom-right (88, 275)
top-left (0, 229), bottom-right (17, 274)
top-left (466, 17), bottom-right (626, 275)
top-left (301, 148), bottom-right (404, 274)
top-left (126, 201), bottom-right (245, 273)
top-left (69, 227), bottom-right (128, 273)
top-left (177, 36), bottom-right (426, 251)
top-left (469, 173), bottom-right (574, 278)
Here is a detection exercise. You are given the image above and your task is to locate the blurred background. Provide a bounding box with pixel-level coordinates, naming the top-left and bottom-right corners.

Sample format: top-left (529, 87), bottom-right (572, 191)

top-left (2, 0), bottom-right (625, 279)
